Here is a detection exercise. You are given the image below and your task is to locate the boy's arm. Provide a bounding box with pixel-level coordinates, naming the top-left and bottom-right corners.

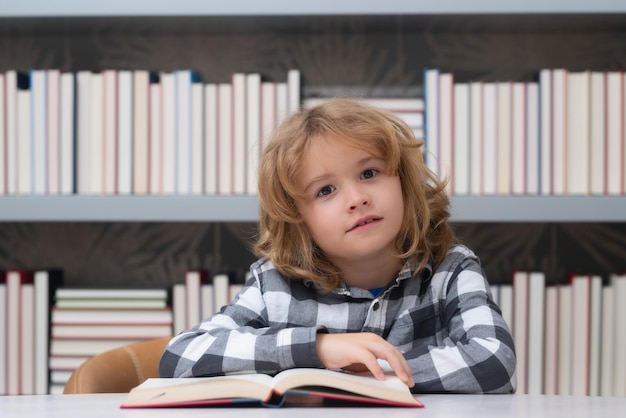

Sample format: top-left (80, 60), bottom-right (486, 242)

top-left (405, 260), bottom-right (517, 394)
top-left (158, 278), bottom-right (324, 378)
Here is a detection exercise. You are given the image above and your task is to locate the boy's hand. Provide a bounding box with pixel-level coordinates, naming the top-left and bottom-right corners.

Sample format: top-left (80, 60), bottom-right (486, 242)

top-left (315, 332), bottom-right (415, 388)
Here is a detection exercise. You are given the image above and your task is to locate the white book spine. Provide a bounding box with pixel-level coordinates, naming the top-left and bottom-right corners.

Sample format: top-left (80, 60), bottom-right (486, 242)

top-left (6, 71), bottom-right (18, 194)
top-left (612, 274), bottom-right (626, 396)
top-left (260, 81), bottom-right (277, 153)
top-left (424, 68), bottom-right (440, 178)
top-left (59, 72), bottom-right (75, 195)
top-left (185, 271), bottom-right (201, 329)
top-left (539, 69), bottom-right (552, 195)
top-left (557, 285), bottom-right (571, 395)
top-left (469, 82), bottom-right (483, 195)
top-left (172, 283), bottom-right (187, 336)
top-left (31, 69), bottom-right (47, 195)
top-left (217, 83), bottom-right (233, 195)
top-left (149, 80), bottom-right (163, 195)
top-left (570, 275), bottom-right (591, 396)
top-left (600, 284), bottom-right (615, 396)
top-left (117, 70), bottom-right (133, 195)
top-left (511, 82), bottom-right (526, 195)
top-left (212, 274), bottom-right (230, 314)
top-left (512, 271), bottom-right (529, 394)
top-left (204, 83), bottom-right (218, 195)
top-left (275, 82), bottom-right (288, 127)
top-left (17, 88), bottom-right (31, 195)
top-left (0, 73), bottom-right (5, 195)
top-left (0, 282), bottom-right (6, 394)
top-left (232, 73), bottom-right (247, 195)
top-left (246, 73), bottom-right (261, 196)
top-left (606, 71), bottom-right (623, 195)
top-left (175, 70), bottom-right (192, 195)
top-left (543, 286), bottom-right (559, 395)
top-left (103, 70), bottom-right (118, 195)
top-left (589, 72), bottom-right (605, 195)
top-left (75, 71), bottom-right (91, 195)
top-left (20, 283), bottom-right (35, 395)
top-left (566, 71), bottom-right (590, 196)
top-left (47, 69), bottom-right (61, 195)
top-left (526, 272), bottom-right (545, 395)
top-left (453, 83), bottom-right (469, 195)
top-left (6, 272), bottom-right (22, 395)
top-left (161, 72), bottom-right (175, 195)
top-left (588, 275), bottom-right (603, 397)
top-left (621, 71), bottom-right (626, 194)
top-left (34, 271), bottom-right (50, 395)
top-left (525, 82), bottom-right (539, 195)
top-left (89, 73), bottom-right (103, 195)
top-left (287, 69), bottom-right (301, 115)
top-left (482, 83), bottom-right (497, 195)
top-left (133, 70), bottom-right (150, 195)
top-left (191, 82), bottom-right (204, 195)
top-left (496, 81), bottom-right (511, 196)
top-left (551, 69), bottom-right (567, 196)
top-left (438, 73), bottom-right (453, 193)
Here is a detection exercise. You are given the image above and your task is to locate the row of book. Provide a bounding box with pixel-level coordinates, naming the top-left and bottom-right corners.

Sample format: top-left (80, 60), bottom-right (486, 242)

top-left (0, 68), bottom-right (301, 197)
top-left (5, 267), bottom-right (626, 396)
top-left (47, 271), bottom-right (251, 394)
top-left (15, 65), bottom-right (625, 200)
top-left (0, 267), bottom-right (249, 395)
top-left (0, 68), bottom-right (425, 199)
top-left (424, 68), bottom-right (626, 197)
top-left (0, 269), bottom-right (63, 396)
top-left (47, 286), bottom-right (174, 394)
top-left (495, 271), bottom-right (626, 397)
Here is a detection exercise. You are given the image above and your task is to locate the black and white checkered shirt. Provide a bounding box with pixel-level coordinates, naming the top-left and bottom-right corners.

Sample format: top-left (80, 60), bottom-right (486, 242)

top-left (159, 244), bottom-right (517, 394)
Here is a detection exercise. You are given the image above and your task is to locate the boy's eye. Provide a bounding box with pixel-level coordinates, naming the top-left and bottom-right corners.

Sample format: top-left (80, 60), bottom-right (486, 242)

top-left (361, 169), bottom-right (378, 180)
top-left (317, 185), bottom-right (335, 197)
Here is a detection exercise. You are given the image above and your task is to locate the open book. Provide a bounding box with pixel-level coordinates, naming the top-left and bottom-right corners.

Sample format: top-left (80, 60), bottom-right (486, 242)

top-left (121, 368), bottom-right (423, 408)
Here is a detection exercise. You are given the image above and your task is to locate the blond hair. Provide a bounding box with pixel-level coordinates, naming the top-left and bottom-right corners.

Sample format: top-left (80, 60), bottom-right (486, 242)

top-left (254, 98), bottom-right (455, 291)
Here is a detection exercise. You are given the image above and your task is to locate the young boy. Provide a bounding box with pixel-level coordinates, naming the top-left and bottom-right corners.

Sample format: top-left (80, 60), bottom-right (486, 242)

top-left (159, 99), bottom-right (517, 394)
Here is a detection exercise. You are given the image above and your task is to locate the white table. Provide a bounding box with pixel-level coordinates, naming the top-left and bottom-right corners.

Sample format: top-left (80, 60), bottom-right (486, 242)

top-left (2, 393), bottom-right (625, 418)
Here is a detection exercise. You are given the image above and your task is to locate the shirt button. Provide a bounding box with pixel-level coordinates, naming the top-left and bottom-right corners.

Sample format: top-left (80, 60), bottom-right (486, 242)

top-left (372, 301), bottom-right (380, 311)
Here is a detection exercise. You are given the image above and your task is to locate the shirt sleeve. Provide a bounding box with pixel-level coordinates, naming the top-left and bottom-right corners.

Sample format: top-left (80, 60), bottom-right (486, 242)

top-left (405, 255), bottom-right (517, 394)
top-left (158, 276), bottom-right (324, 378)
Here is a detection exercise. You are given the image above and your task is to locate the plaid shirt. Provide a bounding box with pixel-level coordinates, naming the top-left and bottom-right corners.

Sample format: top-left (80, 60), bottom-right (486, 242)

top-left (159, 244), bottom-right (517, 394)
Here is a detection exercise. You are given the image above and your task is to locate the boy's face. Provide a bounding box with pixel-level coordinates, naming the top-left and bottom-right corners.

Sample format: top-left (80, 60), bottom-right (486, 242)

top-left (294, 134), bottom-right (404, 275)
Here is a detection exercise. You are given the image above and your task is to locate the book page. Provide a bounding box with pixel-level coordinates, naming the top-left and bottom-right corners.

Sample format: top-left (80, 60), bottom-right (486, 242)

top-left (124, 374), bottom-right (275, 407)
top-left (271, 368), bottom-right (420, 406)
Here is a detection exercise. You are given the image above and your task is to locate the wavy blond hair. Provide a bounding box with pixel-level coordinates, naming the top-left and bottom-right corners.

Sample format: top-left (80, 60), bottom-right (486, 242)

top-left (254, 98), bottom-right (455, 291)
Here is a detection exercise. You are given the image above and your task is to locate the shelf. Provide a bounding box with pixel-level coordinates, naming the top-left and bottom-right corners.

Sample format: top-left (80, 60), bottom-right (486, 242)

top-left (449, 196), bottom-right (626, 223)
top-left (0, 196), bottom-right (260, 222)
top-left (1, 196), bottom-right (625, 223)
top-left (2, 0), bottom-right (626, 17)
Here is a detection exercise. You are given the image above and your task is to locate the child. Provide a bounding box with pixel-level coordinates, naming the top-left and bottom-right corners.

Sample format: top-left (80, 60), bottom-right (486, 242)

top-left (159, 98), bottom-right (517, 394)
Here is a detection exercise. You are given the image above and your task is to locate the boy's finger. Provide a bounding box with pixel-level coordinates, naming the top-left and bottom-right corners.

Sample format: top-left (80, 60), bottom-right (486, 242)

top-left (377, 350), bottom-right (414, 387)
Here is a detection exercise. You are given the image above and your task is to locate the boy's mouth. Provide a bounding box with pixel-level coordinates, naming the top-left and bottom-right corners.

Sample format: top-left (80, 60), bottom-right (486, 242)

top-left (347, 216), bottom-right (382, 232)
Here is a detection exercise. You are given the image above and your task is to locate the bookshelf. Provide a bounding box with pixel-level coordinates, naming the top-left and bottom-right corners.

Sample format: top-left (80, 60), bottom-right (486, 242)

top-left (0, 3), bottom-right (623, 268)
top-left (1, 0), bottom-right (626, 398)
top-left (0, 1), bottom-right (624, 271)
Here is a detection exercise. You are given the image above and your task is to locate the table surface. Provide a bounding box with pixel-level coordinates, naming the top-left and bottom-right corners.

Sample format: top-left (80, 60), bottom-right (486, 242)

top-left (2, 393), bottom-right (626, 418)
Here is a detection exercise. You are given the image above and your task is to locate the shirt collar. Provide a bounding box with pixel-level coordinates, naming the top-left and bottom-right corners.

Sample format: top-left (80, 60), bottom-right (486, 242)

top-left (328, 257), bottom-right (434, 297)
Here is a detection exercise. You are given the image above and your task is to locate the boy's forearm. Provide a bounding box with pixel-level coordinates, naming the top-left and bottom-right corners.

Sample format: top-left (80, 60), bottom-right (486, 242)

top-left (405, 335), bottom-right (517, 393)
top-left (159, 324), bottom-right (323, 378)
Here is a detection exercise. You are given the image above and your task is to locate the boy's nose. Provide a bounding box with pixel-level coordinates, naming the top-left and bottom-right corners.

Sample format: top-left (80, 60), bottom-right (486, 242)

top-left (349, 199), bottom-right (369, 210)
top-left (348, 190), bottom-right (370, 210)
